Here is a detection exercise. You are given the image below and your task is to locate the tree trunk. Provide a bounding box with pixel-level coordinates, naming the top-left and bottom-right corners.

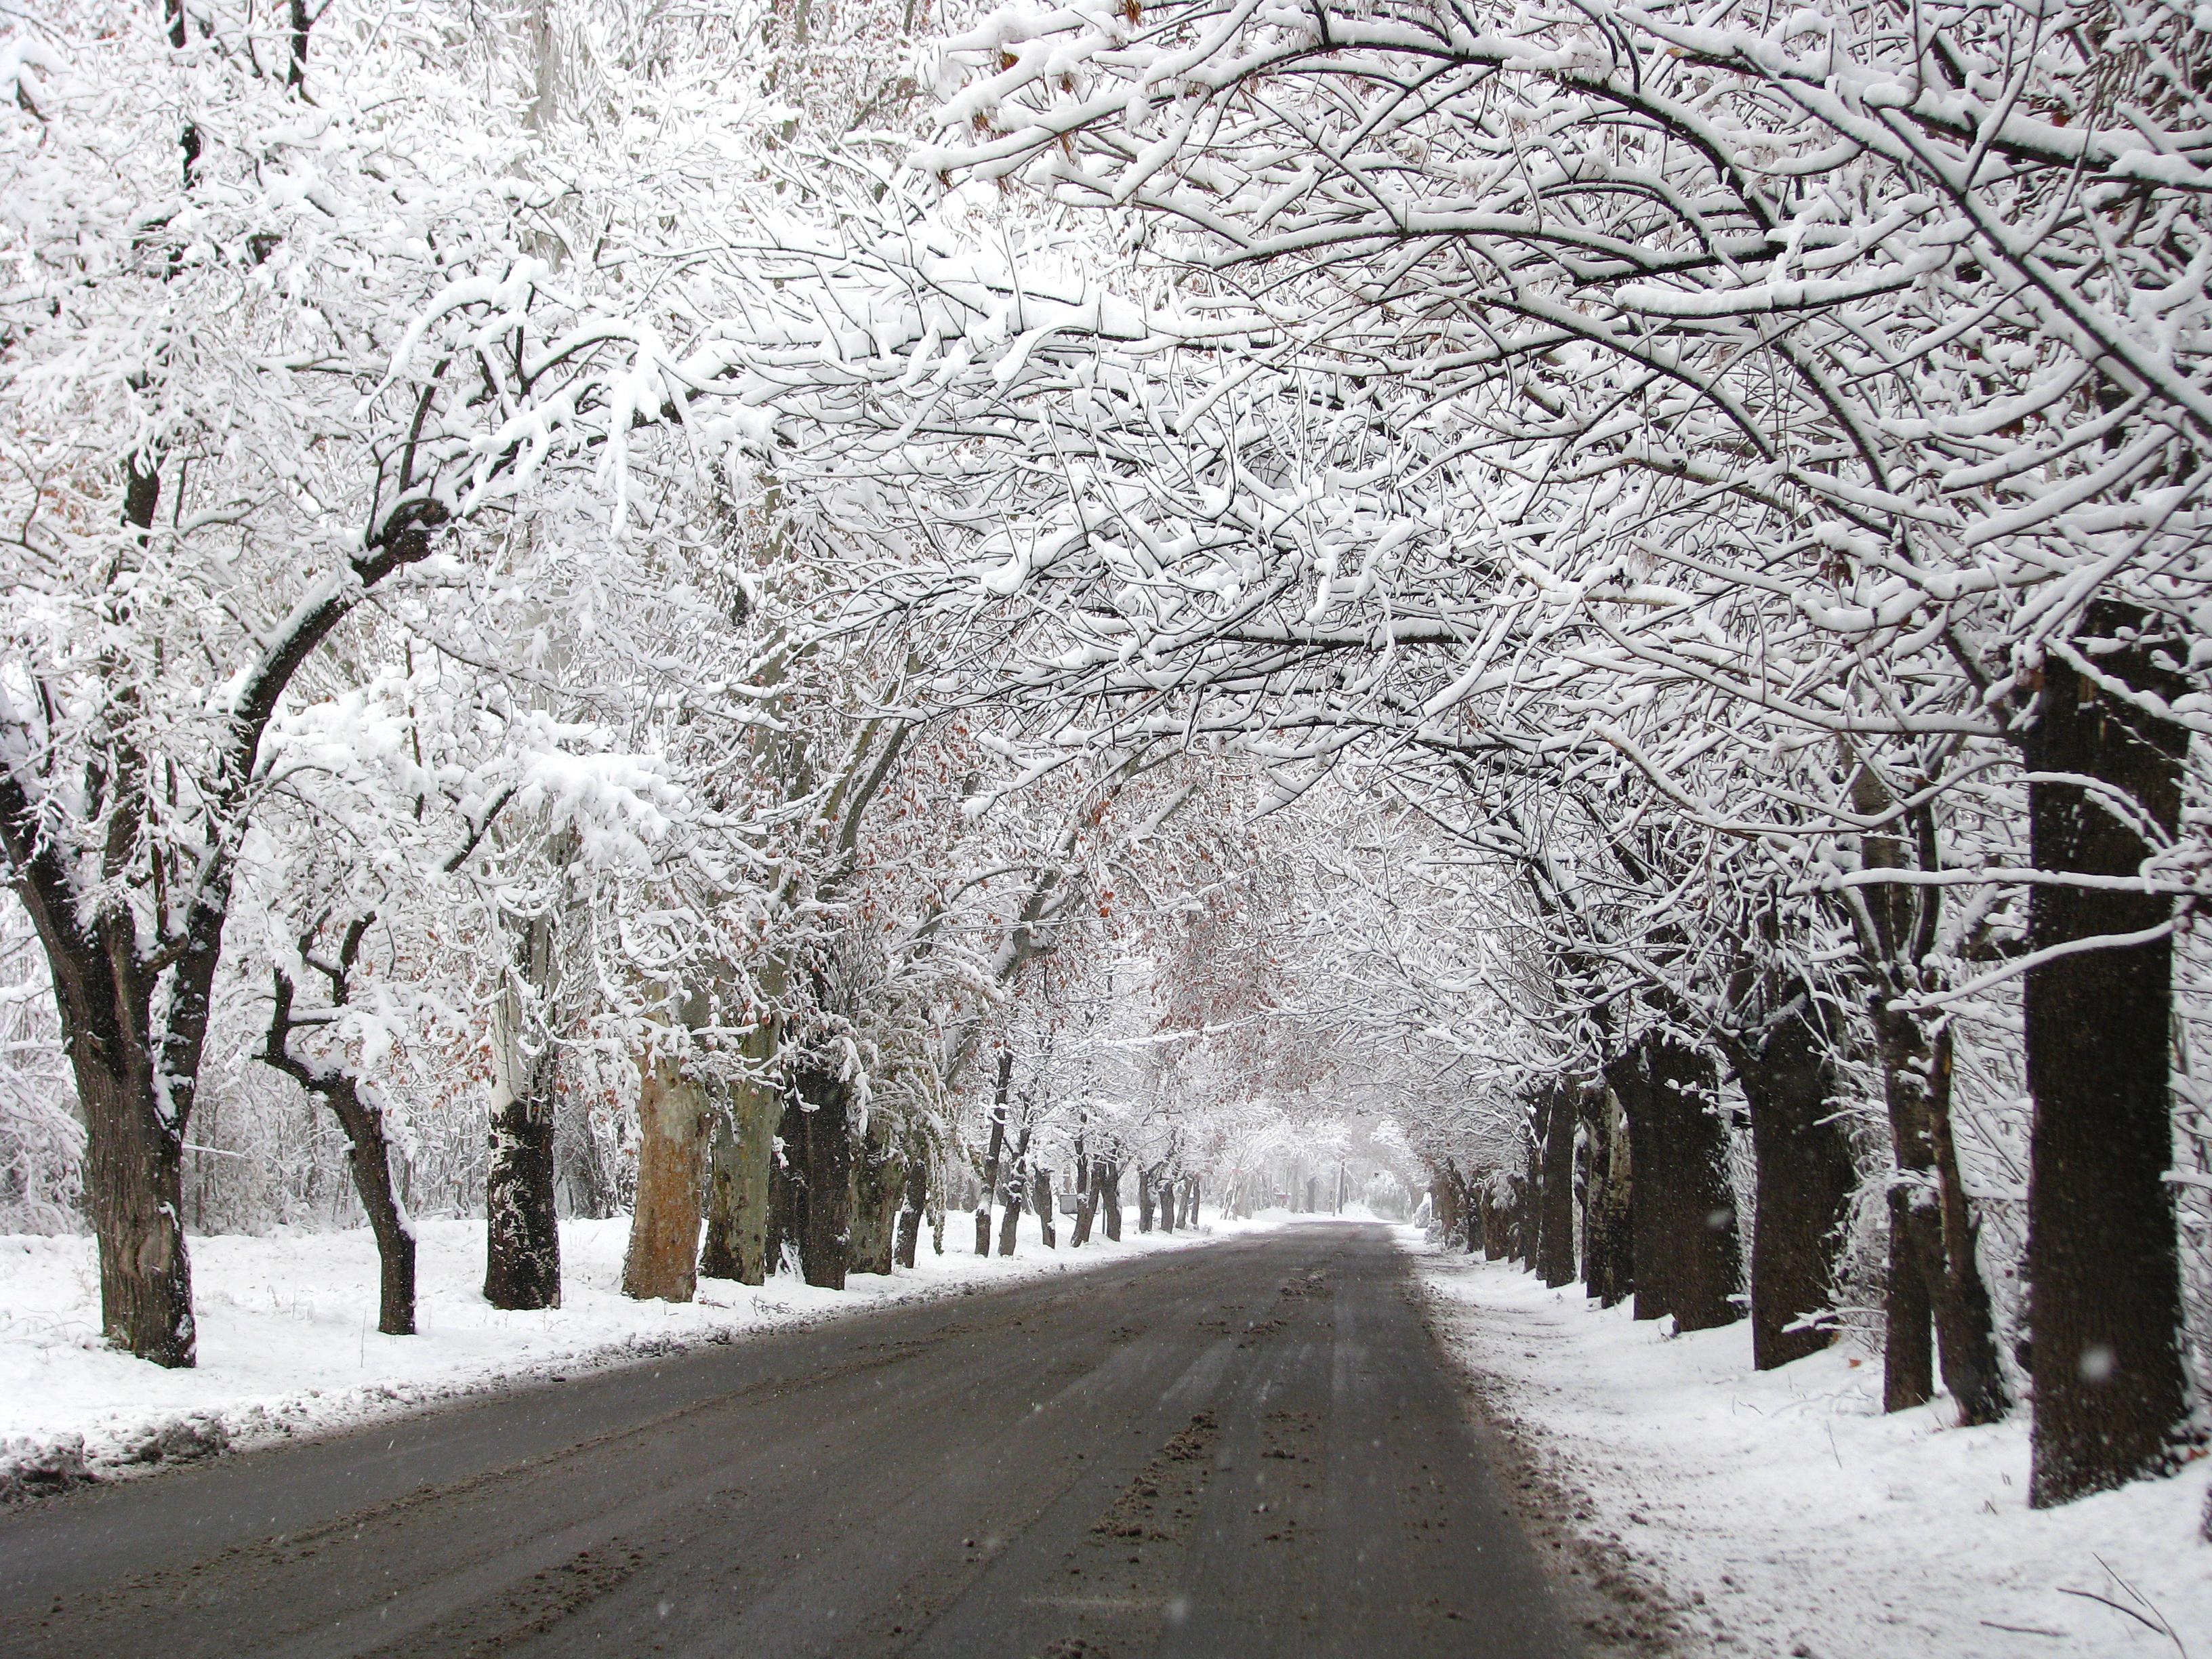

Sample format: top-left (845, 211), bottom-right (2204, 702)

top-left (895, 1141), bottom-right (930, 1269)
top-left (262, 968), bottom-right (417, 1337)
top-left (484, 902), bottom-right (562, 1312)
top-left (2022, 607), bottom-right (2192, 1506)
top-left (1137, 1164), bottom-right (1158, 1233)
top-left (700, 1071), bottom-right (779, 1284)
top-left (1534, 1084), bottom-right (1578, 1288)
top-left (1872, 999), bottom-right (2009, 1422)
top-left (1158, 1168), bottom-right (1176, 1235)
top-left (1034, 1166), bottom-right (1056, 1247)
top-left (1071, 1155), bottom-right (1098, 1247)
top-left (622, 1054), bottom-right (707, 1303)
top-left (848, 1116), bottom-right (902, 1276)
top-left (1432, 1169), bottom-right (1462, 1247)
top-left (1734, 1000), bottom-right (1856, 1370)
top-left (780, 1058), bottom-right (853, 1290)
top-left (70, 1038), bottom-right (197, 1366)
top-left (485, 1088), bottom-right (560, 1310)
top-left (1607, 1035), bottom-right (1740, 1331)
top-left (975, 1050), bottom-right (1012, 1255)
top-left (996, 1126), bottom-right (1030, 1257)
top-left (1580, 1086), bottom-right (1633, 1309)
top-left (1101, 1159), bottom-right (1123, 1240)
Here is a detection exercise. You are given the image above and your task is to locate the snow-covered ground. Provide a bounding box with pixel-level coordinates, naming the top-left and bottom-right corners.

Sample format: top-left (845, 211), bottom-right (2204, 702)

top-left (1411, 1232), bottom-right (2211, 1658)
top-left (0, 1209), bottom-right (1270, 1499)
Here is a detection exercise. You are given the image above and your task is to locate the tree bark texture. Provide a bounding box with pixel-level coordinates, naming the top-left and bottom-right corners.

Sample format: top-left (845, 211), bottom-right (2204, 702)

top-left (483, 902), bottom-right (562, 1311)
top-left (996, 1125), bottom-right (1030, 1256)
top-left (779, 1058), bottom-right (853, 1290)
top-left (1034, 1166), bottom-right (1057, 1247)
top-left (848, 1115), bottom-right (903, 1276)
top-left (1534, 1085), bottom-right (1578, 1288)
top-left (1872, 1002), bottom-right (2009, 1422)
top-left (975, 1050), bottom-right (1012, 1256)
top-left (699, 1069), bottom-right (779, 1285)
top-left (1071, 1153), bottom-right (1099, 1247)
top-left (1136, 1165), bottom-right (1158, 1233)
top-left (2022, 608), bottom-right (2192, 1505)
top-left (1733, 1000), bottom-right (1856, 1370)
top-left (262, 964), bottom-right (416, 1336)
top-left (1607, 1036), bottom-right (1741, 1331)
top-left (1100, 1159), bottom-right (1123, 1240)
top-left (895, 1141), bottom-right (930, 1269)
top-left (1580, 1087), bottom-right (1634, 1309)
top-left (623, 1055), bottom-right (706, 1303)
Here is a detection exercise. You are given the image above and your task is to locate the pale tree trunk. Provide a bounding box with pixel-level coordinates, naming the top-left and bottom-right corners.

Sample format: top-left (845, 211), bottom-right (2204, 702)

top-left (2022, 607), bottom-right (2192, 1505)
top-left (700, 991), bottom-right (783, 1285)
top-left (623, 1053), bottom-right (707, 1303)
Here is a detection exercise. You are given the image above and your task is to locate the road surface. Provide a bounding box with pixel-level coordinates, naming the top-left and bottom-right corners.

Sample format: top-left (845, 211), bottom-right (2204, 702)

top-left (0, 1223), bottom-right (1581, 1658)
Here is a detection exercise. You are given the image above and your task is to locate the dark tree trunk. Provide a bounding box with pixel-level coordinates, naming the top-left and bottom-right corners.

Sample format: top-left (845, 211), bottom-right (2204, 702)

top-left (2021, 607), bottom-right (2192, 1506)
top-left (1100, 1160), bottom-right (1123, 1240)
top-left (848, 1116), bottom-right (902, 1276)
top-left (997, 1126), bottom-right (1030, 1257)
top-left (1872, 1000), bottom-right (2009, 1422)
top-left (1071, 1153), bottom-right (1099, 1247)
top-left (66, 1036), bottom-right (195, 1366)
top-left (1137, 1165), bottom-right (1158, 1233)
top-left (1534, 1085), bottom-right (1578, 1288)
top-left (1732, 999), bottom-right (1856, 1370)
top-left (780, 1059), bottom-right (853, 1290)
top-left (485, 901), bottom-right (562, 1313)
top-left (699, 1072), bottom-right (778, 1285)
top-left (976, 1050), bottom-right (1012, 1255)
top-left (263, 964), bottom-right (417, 1336)
top-left (1580, 1086), bottom-right (1633, 1308)
top-left (1431, 1170), bottom-right (1462, 1246)
top-left (1158, 1169), bottom-right (1176, 1235)
top-left (1034, 1166), bottom-right (1056, 1248)
top-left (895, 1143), bottom-right (930, 1269)
top-left (1607, 1036), bottom-right (1741, 1331)
top-left (485, 1090), bottom-right (560, 1310)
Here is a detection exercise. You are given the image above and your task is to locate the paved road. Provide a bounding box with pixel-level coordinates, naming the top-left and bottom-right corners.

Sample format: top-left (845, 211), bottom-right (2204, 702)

top-left (0, 1223), bottom-right (1580, 1658)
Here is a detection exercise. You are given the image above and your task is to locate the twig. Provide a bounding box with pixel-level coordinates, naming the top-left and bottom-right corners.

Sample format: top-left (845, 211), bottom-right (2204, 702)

top-left (1979, 1621), bottom-right (2065, 1638)
top-left (2056, 1584), bottom-right (2188, 1658)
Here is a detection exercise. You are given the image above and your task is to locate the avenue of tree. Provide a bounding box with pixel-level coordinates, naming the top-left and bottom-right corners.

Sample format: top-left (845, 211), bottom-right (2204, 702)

top-left (2, 0), bottom-right (2210, 1528)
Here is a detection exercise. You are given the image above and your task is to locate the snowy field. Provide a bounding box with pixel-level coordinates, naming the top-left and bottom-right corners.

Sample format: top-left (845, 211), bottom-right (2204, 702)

top-left (0, 1210), bottom-right (1270, 1500)
top-left (1412, 1233), bottom-right (2211, 1658)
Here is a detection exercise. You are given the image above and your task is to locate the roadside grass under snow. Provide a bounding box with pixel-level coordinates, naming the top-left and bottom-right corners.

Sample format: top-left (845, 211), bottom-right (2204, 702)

top-left (0, 1208), bottom-right (1271, 1499)
top-left (1410, 1231), bottom-right (2211, 1659)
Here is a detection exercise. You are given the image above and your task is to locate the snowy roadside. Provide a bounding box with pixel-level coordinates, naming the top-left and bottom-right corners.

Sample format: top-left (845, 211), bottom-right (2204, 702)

top-left (1408, 1231), bottom-right (2212, 1659)
top-left (0, 1210), bottom-right (1275, 1502)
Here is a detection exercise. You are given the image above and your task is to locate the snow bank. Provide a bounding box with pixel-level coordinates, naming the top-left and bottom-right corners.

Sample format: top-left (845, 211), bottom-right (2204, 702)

top-left (0, 1210), bottom-right (1269, 1500)
top-left (1409, 1233), bottom-right (2211, 1658)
